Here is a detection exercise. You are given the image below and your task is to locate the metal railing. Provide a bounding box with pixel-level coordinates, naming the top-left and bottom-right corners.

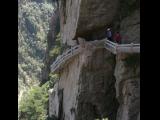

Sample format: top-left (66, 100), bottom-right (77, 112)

top-left (51, 45), bottom-right (81, 73)
top-left (50, 39), bottom-right (106, 73)
top-left (51, 39), bottom-right (140, 73)
top-left (104, 40), bottom-right (140, 54)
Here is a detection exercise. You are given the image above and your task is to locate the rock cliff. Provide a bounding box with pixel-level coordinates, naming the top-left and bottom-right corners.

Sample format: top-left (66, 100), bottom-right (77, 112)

top-left (59, 0), bottom-right (119, 45)
top-left (41, 8), bottom-right (60, 85)
top-left (48, 0), bottom-right (140, 120)
top-left (115, 53), bottom-right (140, 120)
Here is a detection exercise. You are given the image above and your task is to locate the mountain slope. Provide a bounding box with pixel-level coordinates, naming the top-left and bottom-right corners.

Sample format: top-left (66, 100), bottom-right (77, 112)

top-left (18, 0), bottom-right (54, 94)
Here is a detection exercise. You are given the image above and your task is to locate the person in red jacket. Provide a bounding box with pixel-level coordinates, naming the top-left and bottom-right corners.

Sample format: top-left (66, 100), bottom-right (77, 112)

top-left (113, 32), bottom-right (122, 44)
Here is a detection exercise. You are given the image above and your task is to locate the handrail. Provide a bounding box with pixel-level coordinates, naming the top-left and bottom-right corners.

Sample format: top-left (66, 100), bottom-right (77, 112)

top-left (51, 39), bottom-right (105, 73)
top-left (105, 40), bottom-right (117, 46)
top-left (51, 45), bottom-right (81, 73)
top-left (105, 41), bottom-right (117, 48)
top-left (104, 40), bottom-right (140, 54)
top-left (105, 40), bottom-right (140, 47)
top-left (51, 39), bottom-right (140, 73)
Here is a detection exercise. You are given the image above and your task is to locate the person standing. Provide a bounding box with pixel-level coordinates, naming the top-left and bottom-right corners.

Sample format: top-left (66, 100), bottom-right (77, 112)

top-left (113, 32), bottom-right (122, 44)
top-left (106, 28), bottom-right (113, 41)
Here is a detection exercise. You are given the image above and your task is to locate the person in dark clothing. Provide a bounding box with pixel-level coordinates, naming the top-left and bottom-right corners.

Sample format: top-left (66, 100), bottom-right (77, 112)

top-left (113, 32), bottom-right (122, 44)
top-left (106, 28), bottom-right (113, 41)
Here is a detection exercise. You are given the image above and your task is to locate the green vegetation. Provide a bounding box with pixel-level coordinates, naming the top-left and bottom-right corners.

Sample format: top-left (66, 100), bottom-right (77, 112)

top-left (19, 82), bottom-right (49, 120)
top-left (19, 73), bottom-right (58, 120)
top-left (48, 73), bottom-right (59, 88)
top-left (18, 0), bottom-right (54, 89)
top-left (49, 33), bottom-right (62, 57)
top-left (18, 0), bottom-right (54, 99)
top-left (18, 0), bottom-right (60, 119)
top-left (18, 29), bottom-right (62, 119)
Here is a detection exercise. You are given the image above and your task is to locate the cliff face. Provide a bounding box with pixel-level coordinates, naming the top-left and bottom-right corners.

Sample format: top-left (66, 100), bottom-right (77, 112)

top-left (41, 8), bottom-right (60, 85)
top-left (120, 10), bottom-right (140, 44)
top-left (115, 53), bottom-right (140, 120)
top-left (59, 0), bottom-right (119, 45)
top-left (50, 47), bottom-right (119, 120)
top-left (75, 49), bottom-right (118, 120)
top-left (49, 51), bottom-right (140, 120)
top-left (49, 0), bottom-right (140, 120)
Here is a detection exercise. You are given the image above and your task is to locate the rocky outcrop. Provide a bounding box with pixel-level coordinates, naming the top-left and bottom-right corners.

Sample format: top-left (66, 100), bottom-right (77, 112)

top-left (49, 83), bottom-right (59, 117)
top-left (59, 0), bottom-right (119, 45)
top-left (75, 48), bottom-right (118, 120)
top-left (49, 82), bottom-right (63, 119)
top-left (115, 53), bottom-right (140, 120)
top-left (120, 10), bottom-right (140, 44)
top-left (49, 45), bottom-right (140, 120)
top-left (48, 0), bottom-right (140, 120)
top-left (58, 0), bottom-right (140, 45)
top-left (49, 45), bottom-right (119, 120)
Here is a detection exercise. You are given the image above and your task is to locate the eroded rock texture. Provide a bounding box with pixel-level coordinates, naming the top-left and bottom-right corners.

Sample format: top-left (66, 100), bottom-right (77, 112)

top-left (115, 53), bottom-right (140, 120)
top-left (49, 47), bottom-right (120, 120)
top-left (120, 10), bottom-right (140, 44)
top-left (76, 49), bottom-right (118, 120)
top-left (48, 0), bottom-right (140, 120)
top-left (59, 0), bottom-right (119, 45)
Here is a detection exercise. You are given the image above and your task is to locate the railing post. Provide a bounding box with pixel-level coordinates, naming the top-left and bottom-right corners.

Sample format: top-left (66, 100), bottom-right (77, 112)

top-left (131, 42), bottom-right (133, 53)
top-left (71, 46), bottom-right (73, 55)
top-left (115, 45), bottom-right (118, 54)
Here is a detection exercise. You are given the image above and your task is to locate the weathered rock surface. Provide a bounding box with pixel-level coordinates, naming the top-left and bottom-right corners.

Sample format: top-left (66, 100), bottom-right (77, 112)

top-left (49, 0), bottom-right (140, 120)
top-left (59, 0), bottom-right (119, 45)
top-left (49, 49), bottom-right (140, 120)
top-left (120, 10), bottom-right (140, 44)
top-left (114, 53), bottom-right (140, 120)
top-left (50, 45), bottom-right (119, 120)
top-left (75, 48), bottom-right (118, 120)
top-left (49, 83), bottom-right (59, 117)
top-left (49, 82), bottom-right (63, 119)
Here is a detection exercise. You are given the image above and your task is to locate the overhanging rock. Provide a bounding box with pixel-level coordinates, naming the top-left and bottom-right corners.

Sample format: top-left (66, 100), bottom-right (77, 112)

top-left (59, 0), bottom-right (119, 45)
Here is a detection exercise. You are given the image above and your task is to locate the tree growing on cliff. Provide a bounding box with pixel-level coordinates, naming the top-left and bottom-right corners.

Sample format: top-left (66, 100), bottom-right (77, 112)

top-left (19, 82), bottom-right (49, 120)
top-left (18, 73), bottom-right (58, 120)
top-left (40, 6), bottom-right (60, 85)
